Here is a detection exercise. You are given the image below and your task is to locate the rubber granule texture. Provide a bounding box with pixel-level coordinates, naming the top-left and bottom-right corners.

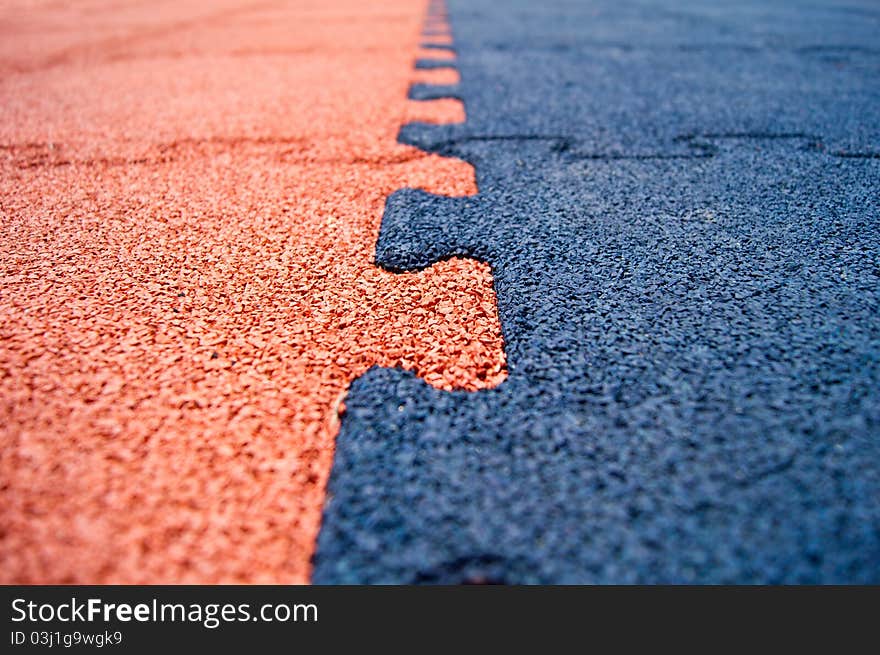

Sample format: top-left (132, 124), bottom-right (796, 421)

top-left (0, 0), bottom-right (506, 583)
top-left (313, 0), bottom-right (880, 583)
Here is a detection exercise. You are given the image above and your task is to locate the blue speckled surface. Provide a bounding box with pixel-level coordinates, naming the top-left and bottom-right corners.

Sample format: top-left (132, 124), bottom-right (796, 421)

top-left (313, 0), bottom-right (880, 583)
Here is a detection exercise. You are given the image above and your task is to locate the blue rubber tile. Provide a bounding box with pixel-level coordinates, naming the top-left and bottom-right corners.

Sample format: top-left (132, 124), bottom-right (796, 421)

top-left (415, 58), bottom-right (457, 70)
top-left (313, 0), bottom-right (880, 583)
top-left (437, 0), bottom-right (880, 156)
top-left (408, 83), bottom-right (462, 101)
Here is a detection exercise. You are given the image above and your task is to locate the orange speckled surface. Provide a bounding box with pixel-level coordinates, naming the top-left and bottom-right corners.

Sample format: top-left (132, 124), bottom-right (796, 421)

top-left (0, 0), bottom-right (505, 583)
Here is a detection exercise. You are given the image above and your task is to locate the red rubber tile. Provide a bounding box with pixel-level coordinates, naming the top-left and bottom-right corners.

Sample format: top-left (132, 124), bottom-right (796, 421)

top-left (412, 66), bottom-right (461, 87)
top-left (416, 47), bottom-right (456, 61)
top-left (0, 0), bottom-right (505, 583)
top-left (422, 33), bottom-right (453, 46)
